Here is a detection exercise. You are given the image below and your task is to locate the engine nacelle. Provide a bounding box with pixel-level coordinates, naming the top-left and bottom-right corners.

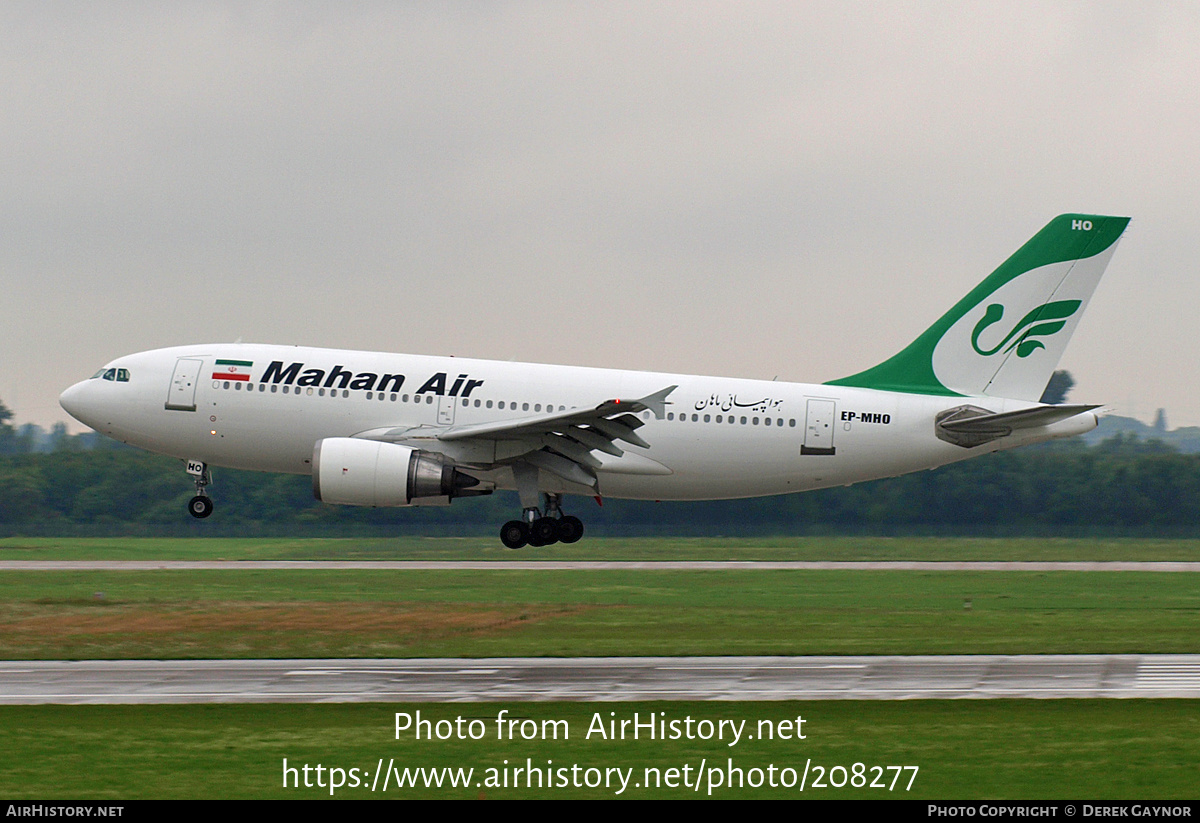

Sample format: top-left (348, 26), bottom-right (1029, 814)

top-left (312, 438), bottom-right (485, 507)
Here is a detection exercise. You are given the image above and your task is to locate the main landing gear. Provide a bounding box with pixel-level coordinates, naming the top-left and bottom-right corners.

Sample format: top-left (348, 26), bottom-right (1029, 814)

top-left (500, 493), bottom-right (584, 549)
top-left (186, 460), bottom-right (213, 519)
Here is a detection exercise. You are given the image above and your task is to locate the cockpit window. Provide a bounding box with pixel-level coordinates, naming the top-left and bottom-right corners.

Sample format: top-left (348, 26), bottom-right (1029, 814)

top-left (90, 368), bottom-right (130, 382)
top-left (116, 369), bottom-right (129, 382)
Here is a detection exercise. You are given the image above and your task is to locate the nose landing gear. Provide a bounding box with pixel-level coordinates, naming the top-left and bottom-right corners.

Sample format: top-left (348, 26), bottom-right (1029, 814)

top-left (186, 460), bottom-right (213, 519)
top-left (188, 495), bottom-right (214, 518)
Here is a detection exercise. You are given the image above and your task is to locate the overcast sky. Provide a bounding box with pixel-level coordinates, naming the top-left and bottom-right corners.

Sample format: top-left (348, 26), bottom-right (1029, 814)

top-left (3, 2), bottom-right (1197, 430)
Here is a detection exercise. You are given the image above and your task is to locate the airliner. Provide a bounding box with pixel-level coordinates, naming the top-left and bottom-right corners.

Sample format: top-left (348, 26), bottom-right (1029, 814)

top-left (60, 214), bottom-right (1129, 547)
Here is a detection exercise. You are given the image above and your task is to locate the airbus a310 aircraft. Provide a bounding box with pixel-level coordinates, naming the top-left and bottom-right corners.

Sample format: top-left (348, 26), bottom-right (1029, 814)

top-left (60, 214), bottom-right (1128, 547)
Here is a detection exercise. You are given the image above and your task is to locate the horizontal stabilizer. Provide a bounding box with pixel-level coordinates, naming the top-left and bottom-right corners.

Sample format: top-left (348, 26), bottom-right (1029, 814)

top-left (936, 403), bottom-right (1099, 448)
top-left (938, 403), bottom-right (1100, 432)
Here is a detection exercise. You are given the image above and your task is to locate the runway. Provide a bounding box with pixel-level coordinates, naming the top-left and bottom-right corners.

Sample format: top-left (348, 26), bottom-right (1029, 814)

top-left (4, 655), bottom-right (1200, 704)
top-left (3, 561), bottom-right (1200, 571)
top-left (4, 562), bottom-right (1197, 706)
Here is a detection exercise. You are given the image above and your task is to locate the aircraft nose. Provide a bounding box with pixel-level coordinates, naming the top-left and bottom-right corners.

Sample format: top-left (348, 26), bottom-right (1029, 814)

top-left (59, 381), bottom-right (94, 426)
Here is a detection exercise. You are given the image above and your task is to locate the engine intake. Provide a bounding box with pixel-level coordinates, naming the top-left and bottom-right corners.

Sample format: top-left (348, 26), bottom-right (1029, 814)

top-left (312, 438), bottom-right (486, 507)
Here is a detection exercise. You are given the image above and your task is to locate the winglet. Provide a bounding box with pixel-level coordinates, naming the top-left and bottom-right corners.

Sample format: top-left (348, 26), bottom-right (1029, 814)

top-left (593, 385), bottom-right (676, 420)
top-left (633, 385), bottom-right (676, 419)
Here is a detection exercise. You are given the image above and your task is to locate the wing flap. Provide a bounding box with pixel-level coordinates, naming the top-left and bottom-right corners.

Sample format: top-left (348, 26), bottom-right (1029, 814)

top-left (358, 386), bottom-right (676, 485)
top-left (524, 450), bottom-right (599, 489)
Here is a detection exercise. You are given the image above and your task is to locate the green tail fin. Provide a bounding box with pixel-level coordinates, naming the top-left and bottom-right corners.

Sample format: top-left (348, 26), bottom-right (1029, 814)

top-left (826, 214), bottom-right (1130, 401)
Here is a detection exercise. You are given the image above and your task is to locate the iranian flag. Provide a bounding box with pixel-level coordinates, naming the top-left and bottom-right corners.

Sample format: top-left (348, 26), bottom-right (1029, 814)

top-left (213, 359), bottom-right (253, 381)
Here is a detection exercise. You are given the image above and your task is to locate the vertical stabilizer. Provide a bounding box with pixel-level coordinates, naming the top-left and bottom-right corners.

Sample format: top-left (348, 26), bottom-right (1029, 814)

top-left (826, 214), bottom-right (1129, 401)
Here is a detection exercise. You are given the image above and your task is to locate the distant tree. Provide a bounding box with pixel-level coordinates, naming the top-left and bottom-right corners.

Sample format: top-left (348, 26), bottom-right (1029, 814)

top-left (1040, 370), bottom-right (1075, 405)
top-left (15, 423), bottom-right (41, 454)
top-left (49, 422), bottom-right (78, 452)
top-left (0, 399), bottom-right (16, 455)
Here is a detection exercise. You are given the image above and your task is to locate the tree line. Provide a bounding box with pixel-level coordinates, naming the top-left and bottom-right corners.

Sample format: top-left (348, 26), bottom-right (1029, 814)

top-left (0, 433), bottom-right (1194, 536)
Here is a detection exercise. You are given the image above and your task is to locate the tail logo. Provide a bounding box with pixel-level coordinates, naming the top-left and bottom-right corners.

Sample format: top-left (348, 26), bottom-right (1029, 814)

top-left (970, 300), bottom-right (1081, 358)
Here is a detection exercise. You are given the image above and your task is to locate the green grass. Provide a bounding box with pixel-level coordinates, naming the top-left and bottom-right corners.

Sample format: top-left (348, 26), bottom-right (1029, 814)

top-left (3, 569), bottom-right (1199, 658)
top-left (3, 538), bottom-right (1199, 800)
top-left (1, 701), bottom-right (1197, 799)
top-left (5, 535), bottom-right (1200, 561)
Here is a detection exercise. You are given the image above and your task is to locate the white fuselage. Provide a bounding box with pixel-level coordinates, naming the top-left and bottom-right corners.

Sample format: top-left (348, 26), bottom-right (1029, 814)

top-left (59, 343), bottom-right (1095, 502)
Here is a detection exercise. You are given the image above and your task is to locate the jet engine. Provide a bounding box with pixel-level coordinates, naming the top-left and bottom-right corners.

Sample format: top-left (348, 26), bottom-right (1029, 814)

top-left (312, 438), bottom-right (487, 507)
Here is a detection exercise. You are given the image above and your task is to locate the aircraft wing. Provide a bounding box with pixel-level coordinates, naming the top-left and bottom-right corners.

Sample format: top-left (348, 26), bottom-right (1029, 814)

top-left (438, 385), bottom-right (675, 444)
top-left (355, 385), bottom-right (677, 490)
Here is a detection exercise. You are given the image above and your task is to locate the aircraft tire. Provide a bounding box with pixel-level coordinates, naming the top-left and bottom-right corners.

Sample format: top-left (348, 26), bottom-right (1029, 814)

top-left (500, 520), bottom-right (528, 549)
top-left (531, 517), bottom-right (559, 546)
top-left (188, 496), bottom-right (214, 519)
top-left (557, 516), bottom-right (584, 544)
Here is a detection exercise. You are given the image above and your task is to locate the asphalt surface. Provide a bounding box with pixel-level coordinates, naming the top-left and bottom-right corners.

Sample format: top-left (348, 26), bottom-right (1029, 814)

top-left (3, 655), bottom-right (1200, 704)
top-left (4, 560), bottom-right (1196, 705)
top-left (3, 561), bottom-right (1200, 570)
